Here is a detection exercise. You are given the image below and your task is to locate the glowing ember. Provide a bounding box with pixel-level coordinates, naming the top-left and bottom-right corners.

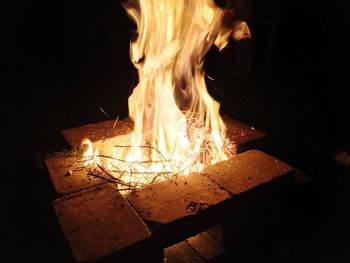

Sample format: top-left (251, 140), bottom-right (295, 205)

top-left (81, 0), bottom-right (242, 191)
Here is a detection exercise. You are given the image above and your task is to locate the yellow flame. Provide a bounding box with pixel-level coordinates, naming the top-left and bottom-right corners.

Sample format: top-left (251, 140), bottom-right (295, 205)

top-left (122, 0), bottom-right (231, 169)
top-left (83, 0), bottom-right (236, 189)
top-left (81, 138), bottom-right (94, 165)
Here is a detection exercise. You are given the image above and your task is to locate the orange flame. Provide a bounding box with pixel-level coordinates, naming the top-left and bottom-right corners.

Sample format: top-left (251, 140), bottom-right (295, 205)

top-left (123, 0), bottom-right (232, 168)
top-left (82, 0), bottom-right (236, 189)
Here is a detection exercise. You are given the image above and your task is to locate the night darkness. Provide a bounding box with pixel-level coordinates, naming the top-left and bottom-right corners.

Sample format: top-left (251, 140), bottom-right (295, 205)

top-left (4, 0), bottom-right (350, 262)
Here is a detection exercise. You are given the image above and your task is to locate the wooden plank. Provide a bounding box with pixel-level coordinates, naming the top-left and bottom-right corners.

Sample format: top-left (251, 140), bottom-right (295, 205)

top-left (53, 183), bottom-right (160, 262)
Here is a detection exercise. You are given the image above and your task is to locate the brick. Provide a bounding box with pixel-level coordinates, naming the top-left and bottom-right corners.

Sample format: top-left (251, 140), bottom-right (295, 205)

top-left (205, 225), bottom-right (224, 246)
top-left (294, 168), bottom-right (310, 187)
top-left (126, 174), bottom-right (230, 246)
top-left (52, 116), bottom-right (266, 197)
top-left (164, 229), bottom-right (230, 263)
top-left (127, 150), bottom-right (294, 247)
top-left (53, 183), bottom-right (155, 262)
top-left (202, 150), bottom-right (295, 254)
top-left (61, 116), bottom-right (266, 154)
top-left (45, 154), bottom-right (106, 197)
top-left (187, 231), bottom-right (229, 262)
top-left (164, 241), bottom-right (204, 263)
top-left (221, 115), bottom-right (266, 153)
top-left (202, 150), bottom-right (294, 195)
top-left (62, 118), bottom-right (133, 148)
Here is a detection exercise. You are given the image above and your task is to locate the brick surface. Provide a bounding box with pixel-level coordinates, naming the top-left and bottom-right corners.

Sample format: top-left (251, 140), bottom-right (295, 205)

top-left (202, 150), bottom-right (294, 195)
top-left (127, 174), bottom-right (230, 245)
top-left (62, 118), bottom-right (133, 147)
top-left (221, 115), bottom-right (266, 153)
top-left (127, 174), bottom-right (230, 225)
top-left (164, 241), bottom-right (204, 263)
top-left (61, 116), bottom-right (265, 154)
top-left (202, 151), bottom-right (294, 255)
top-left (127, 150), bottom-right (293, 246)
top-left (45, 154), bottom-right (106, 196)
top-left (204, 225), bottom-right (224, 247)
top-left (187, 231), bottom-right (228, 262)
top-left (51, 116), bottom-right (266, 197)
top-left (53, 183), bottom-right (152, 262)
top-left (164, 229), bottom-right (230, 263)
top-left (47, 117), bottom-right (299, 261)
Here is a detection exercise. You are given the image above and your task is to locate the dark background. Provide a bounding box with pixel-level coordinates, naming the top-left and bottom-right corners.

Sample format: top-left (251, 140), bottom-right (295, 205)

top-left (3, 0), bottom-right (350, 262)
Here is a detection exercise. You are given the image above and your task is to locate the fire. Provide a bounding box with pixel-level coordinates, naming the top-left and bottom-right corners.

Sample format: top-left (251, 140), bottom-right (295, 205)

top-left (81, 0), bottom-right (239, 190)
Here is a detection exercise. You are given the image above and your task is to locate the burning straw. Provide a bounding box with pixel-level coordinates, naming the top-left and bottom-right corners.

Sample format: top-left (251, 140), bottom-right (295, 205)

top-left (66, 0), bottom-right (244, 193)
top-left (66, 122), bottom-right (234, 194)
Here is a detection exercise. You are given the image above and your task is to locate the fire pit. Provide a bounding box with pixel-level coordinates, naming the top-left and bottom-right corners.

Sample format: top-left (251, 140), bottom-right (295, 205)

top-left (44, 0), bottom-right (295, 261)
top-left (46, 116), bottom-right (266, 197)
top-left (45, 118), bottom-right (293, 262)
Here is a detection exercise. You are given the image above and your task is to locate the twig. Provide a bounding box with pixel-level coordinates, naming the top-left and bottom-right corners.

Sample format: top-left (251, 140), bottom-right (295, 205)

top-left (113, 116), bottom-right (119, 128)
top-left (111, 170), bottom-right (173, 175)
top-left (73, 115), bottom-right (235, 193)
top-left (100, 107), bottom-right (111, 119)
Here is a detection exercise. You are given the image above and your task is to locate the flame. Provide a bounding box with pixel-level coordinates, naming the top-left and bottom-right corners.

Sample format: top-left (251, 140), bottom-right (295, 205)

top-left (81, 138), bottom-right (101, 166)
top-left (82, 0), bottom-right (237, 190)
top-left (81, 138), bottom-right (94, 165)
top-left (232, 20), bottom-right (251, 41)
